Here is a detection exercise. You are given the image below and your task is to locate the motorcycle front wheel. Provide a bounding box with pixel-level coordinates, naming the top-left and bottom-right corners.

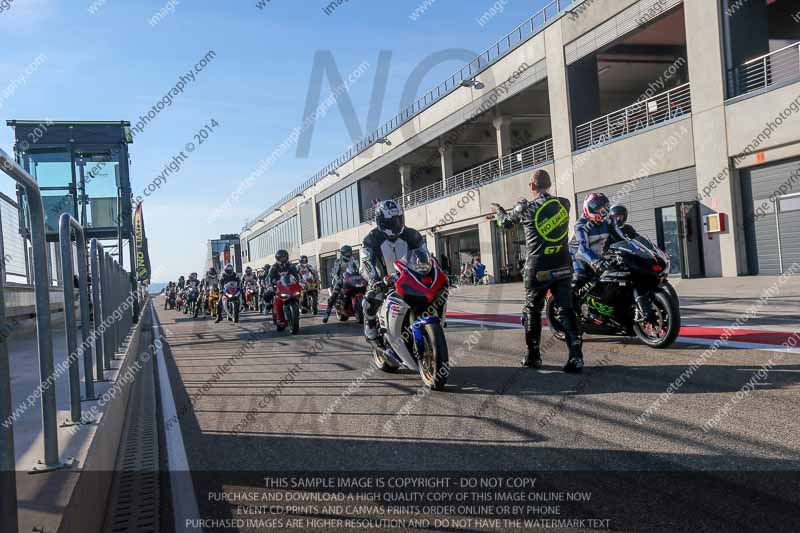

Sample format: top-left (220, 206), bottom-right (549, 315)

top-left (418, 323), bottom-right (449, 391)
top-left (633, 290), bottom-right (680, 348)
top-left (288, 301), bottom-right (300, 335)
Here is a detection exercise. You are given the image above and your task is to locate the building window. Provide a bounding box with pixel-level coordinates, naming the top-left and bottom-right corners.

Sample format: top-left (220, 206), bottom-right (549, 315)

top-left (248, 215), bottom-right (299, 263)
top-left (317, 182), bottom-right (360, 237)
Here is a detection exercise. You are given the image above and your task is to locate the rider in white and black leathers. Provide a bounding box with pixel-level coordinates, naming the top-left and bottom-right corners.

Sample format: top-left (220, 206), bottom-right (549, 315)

top-left (322, 245), bottom-right (358, 323)
top-left (203, 267), bottom-right (220, 291)
top-left (361, 199), bottom-right (428, 341)
top-left (215, 263), bottom-right (240, 323)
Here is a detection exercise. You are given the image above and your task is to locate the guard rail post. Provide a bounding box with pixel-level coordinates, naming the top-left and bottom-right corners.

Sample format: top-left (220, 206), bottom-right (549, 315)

top-left (0, 185), bottom-right (19, 533)
top-left (0, 148), bottom-right (70, 472)
top-left (89, 239), bottom-right (108, 380)
top-left (58, 214), bottom-right (95, 426)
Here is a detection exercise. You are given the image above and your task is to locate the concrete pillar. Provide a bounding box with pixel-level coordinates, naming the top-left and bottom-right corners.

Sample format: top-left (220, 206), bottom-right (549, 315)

top-left (478, 221), bottom-right (498, 283)
top-left (684, 0), bottom-right (741, 277)
top-left (544, 21), bottom-right (578, 225)
top-left (492, 115), bottom-right (514, 158)
top-left (399, 164), bottom-right (413, 205)
top-left (439, 146), bottom-right (453, 189)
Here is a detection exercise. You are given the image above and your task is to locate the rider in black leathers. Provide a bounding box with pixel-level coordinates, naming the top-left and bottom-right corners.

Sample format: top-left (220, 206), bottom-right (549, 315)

top-left (493, 169), bottom-right (585, 373)
top-left (215, 263), bottom-right (240, 323)
top-left (361, 199), bottom-right (428, 341)
top-left (322, 245), bottom-right (359, 323)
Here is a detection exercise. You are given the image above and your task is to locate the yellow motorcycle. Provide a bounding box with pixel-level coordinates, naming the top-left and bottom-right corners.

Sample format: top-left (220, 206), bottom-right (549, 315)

top-left (207, 286), bottom-right (220, 318)
top-left (300, 272), bottom-right (319, 315)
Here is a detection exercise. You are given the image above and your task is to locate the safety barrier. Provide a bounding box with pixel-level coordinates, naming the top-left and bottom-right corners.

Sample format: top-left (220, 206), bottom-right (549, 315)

top-left (0, 149), bottom-right (137, 532)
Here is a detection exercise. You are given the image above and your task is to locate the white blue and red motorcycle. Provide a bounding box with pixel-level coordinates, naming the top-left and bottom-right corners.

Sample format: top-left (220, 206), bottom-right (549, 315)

top-left (371, 250), bottom-right (450, 391)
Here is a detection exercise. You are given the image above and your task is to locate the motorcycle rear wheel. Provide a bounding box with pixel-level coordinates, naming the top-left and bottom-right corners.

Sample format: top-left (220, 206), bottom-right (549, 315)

top-left (373, 346), bottom-right (399, 373)
top-left (633, 290), bottom-right (680, 348)
top-left (419, 323), bottom-right (449, 391)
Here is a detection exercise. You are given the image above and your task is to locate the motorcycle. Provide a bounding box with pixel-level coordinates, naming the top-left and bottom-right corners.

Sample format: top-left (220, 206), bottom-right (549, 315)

top-left (334, 264), bottom-right (366, 323)
top-left (273, 273), bottom-right (302, 334)
top-left (185, 286), bottom-right (200, 318)
top-left (371, 250), bottom-right (450, 391)
top-left (245, 283), bottom-right (260, 313)
top-left (221, 281), bottom-right (241, 323)
top-left (176, 290), bottom-right (185, 313)
top-left (259, 281), bottom-right (272, 316)
top-left (299, 271), bottom-right (319, 315)
top-left (207, 286), bottom-right (220, 318)
top-left (164, 289), bottom-right (176, 310)
top-left (546, 235), bottom-right (681, 348)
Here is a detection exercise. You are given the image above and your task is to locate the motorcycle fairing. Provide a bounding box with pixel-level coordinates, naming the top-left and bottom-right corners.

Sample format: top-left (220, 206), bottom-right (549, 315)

top-left (379, 295), bottom-right (419, 371)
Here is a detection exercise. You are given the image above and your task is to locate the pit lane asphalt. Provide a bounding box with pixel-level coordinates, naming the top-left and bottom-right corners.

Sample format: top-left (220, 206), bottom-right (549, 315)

top-left (153, 302), bottom-right (800, 531)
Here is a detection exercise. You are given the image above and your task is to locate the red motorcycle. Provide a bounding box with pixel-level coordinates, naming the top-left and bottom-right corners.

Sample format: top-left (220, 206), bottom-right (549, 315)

top-left (274, 273), bottom-right (301, 334)
top-left (244, 283), bottom-right (259, 312)
top-left (221, 281), bottom-right (241, 323)
top-left (335, 265), bottom-right (367, 323)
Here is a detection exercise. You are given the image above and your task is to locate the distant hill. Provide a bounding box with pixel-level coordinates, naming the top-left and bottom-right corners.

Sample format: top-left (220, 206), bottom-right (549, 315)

top-left (149, 282), bottom-right (168, 294)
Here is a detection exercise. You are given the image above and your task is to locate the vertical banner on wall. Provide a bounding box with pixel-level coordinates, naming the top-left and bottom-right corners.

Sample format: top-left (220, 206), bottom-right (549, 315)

top-left (133, 204), bottom-right (152, 283)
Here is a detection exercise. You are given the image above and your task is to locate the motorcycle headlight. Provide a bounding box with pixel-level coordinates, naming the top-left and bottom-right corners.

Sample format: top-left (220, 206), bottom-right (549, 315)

top-left (412, 262), bottom-right (432, 274)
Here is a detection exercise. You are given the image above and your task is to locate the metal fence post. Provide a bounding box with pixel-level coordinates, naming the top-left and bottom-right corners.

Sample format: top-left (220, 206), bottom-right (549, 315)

top-left (59, 214), bottom-right (95, 412)
top-left (0, 149), bottom-right (69, 472)
top-left (58, 214), bottom-right (82, 424)
top-left (0, 195), bottom-right (19, 533)
top-left (90, 239), bottom-right (107, 380)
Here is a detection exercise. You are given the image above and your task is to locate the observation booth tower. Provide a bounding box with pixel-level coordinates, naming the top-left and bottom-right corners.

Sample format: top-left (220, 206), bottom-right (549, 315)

top-left (6, 120), bottom-right (138, 316)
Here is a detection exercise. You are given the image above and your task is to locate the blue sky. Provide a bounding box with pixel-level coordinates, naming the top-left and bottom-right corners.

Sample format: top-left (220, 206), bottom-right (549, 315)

top-left (0, 0), bottom-right (549, 282)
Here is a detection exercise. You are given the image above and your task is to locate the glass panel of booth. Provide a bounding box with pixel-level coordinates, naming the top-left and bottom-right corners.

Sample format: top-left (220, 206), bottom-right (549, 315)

top-left (75, 151), bottom-right (121, 228)
top-left (19, 149), bottom-right (75, 234)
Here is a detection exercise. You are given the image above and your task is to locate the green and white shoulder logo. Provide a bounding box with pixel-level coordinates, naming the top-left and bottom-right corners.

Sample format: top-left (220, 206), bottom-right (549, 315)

top-left (534, 199), bottom-right (569, 242)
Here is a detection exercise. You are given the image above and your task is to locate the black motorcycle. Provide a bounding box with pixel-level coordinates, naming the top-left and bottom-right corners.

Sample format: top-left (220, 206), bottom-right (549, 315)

top-left (546, 236), bottom-right (681, 348)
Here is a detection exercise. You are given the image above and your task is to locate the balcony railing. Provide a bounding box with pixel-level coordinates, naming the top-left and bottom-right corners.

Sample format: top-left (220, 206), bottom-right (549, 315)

top-left (362, 138), bottom-right (554, 221)
top-left (248, 0), bottom-right (577, 229)
top-left (729, 41), bottom-right (800, 97)
top-left (575, 83), bottom-right (692, 151)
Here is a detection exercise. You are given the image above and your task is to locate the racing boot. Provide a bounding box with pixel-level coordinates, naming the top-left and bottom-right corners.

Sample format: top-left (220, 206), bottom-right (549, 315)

top-left (563, 329), bottom-right (584, 374)
top-left (521, 312), bottom-right (543, 368)
top-left (364, 317), bottom-right (379, 341)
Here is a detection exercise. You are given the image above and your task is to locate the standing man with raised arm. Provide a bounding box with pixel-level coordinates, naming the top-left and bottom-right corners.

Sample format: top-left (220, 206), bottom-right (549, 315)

top-left (492, 170), bottom-right (585, 373)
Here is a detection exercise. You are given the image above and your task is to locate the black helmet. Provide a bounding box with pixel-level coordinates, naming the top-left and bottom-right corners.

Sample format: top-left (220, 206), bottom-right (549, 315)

top-left (224, 263), bottom-right (234, 275)
top-left (299, 255), bottom-right (308, 264)
top-left (375, 199), bottom-right (405, 239)
top-left (275, 249), bottom-right (289, 263)
top-left (179, 275), bottom-right (185, 280)
top-left (582, 192), bottom-right (610, 223)
top-left (340, 245), bottom-right (353, 258)
top-left (609, 204), bottom-right (628, 226)
top-left (207, 267), bottom-right (217, 276)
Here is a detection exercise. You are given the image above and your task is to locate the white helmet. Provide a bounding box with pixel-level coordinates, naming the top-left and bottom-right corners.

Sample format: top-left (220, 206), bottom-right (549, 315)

top-left (375, 199), bottom-right (405, 239)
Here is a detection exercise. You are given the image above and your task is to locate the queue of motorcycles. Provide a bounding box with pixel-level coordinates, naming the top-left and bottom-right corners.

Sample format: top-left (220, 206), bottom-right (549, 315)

top-left (162, 233), bottom-right (680, 392)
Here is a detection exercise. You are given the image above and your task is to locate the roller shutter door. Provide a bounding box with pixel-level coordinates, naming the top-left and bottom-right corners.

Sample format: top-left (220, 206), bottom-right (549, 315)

top-left (742, 159), bottom-right (800, 275)
top-left (576, 166), bottom-right (698, 243)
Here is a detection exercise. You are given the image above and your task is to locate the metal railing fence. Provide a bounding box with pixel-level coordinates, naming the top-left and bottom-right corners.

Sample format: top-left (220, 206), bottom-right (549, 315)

top-left (248, 0), bottom-right (576, 228)
top-left (575, 83), bottom-right (692, 150)
top-left (0, 148), bottom-right (138, 531)
top-left (0, 192), bottom-right (29, 282)
top-left (729, 41), bottom-right (800, 98)
top-left (362, 138), bottom-right (554, 221)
